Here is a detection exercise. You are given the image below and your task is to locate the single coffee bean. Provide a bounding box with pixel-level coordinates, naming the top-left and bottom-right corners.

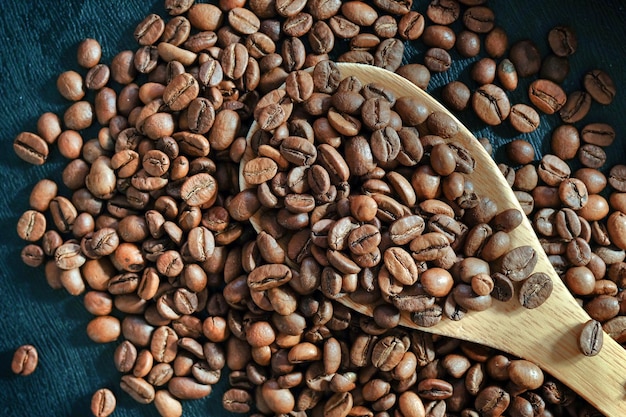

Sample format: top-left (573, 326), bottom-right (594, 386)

top-left (397, 11), bottom-right (425, 41)
top-left (579, 319), bottom-right (603, 356)
top-left (548, 25), bottom-right (577, 57)
top-left (475, 386), bottom-right (510, 415)
top-left (163, 72), bottom-right (199, 111)
top-left (472, 84), bottom-right (510, 125)
top-left (538, 154), bottom-right (571, 186)
top-left (485, 26), bottom-right (508, 58)
top-left (529, 79), bottom-right (566, 114)
top-left (551, 124), bottom-right (580, 160)
top-left (540, 54), bottom-right (570, 84)
top-left (91, 388), bottom-right (116, 417)
top-left (609, 165), bottom-right (626, 192)
top-left (462, 6), bottom-right (494, 33)
top-left (519, 272), bottom-right (553, 308)
top-left (134, 14), bottom-right (165, 45)
top-left (509, 104), bottom-right (540, 133)
top-left (500, 246), bottom-right (538, 282)
top-left (120, 375), bottom-right (155, 404)
top-left (583, 69), bottom-right (616, 105)
top-left (11, 344), bottom-right (38, 376)
top-left (16, 210), bottom-right (46, 242)
top-left (506, 139), bottom-right (535, 165)
top-left (509, 39), bottom-right (541, 77)
top-left (456, 30), bottom-right (480, 57)
top-left (560, 90), bottom-right (592, 123)
top-left (581, 122), bottom-right (615, 147)
top-left (229, 7), bottom-right (261, 35)
top-left (14, 132), bottom-right (49, 165)
top-left (77, 38), bottom-right (102, 68)
top-left (441, 81), bottom-right (470, 111)
top-left (424, 47), bottom-right (452, 73)
top-left (578, 144), bottom-right (607, 169)
top-left (427, 0), bottom-right (460, 25)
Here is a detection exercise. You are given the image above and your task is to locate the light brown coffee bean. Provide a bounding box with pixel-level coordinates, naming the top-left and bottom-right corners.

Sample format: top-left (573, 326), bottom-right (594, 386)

top-left (11, 344), bottom-right (38, 376)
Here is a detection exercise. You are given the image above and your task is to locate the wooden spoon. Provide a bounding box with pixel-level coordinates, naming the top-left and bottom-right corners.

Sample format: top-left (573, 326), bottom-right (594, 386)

top-left (240, 63), bottom-right (626, 416)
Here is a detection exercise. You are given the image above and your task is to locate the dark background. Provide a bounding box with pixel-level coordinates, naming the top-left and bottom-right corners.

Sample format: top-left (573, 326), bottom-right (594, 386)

top-left (0, 1), bottom-right (625, 416)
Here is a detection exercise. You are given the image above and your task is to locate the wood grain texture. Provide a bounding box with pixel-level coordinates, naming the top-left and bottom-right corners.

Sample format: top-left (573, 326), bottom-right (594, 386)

top-left (241, 63), bottom-right (626, 417)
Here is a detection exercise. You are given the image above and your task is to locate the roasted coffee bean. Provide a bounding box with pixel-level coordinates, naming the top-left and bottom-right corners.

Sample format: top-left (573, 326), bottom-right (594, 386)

top-left (441, 81), bottom-right (470, 111)
top-left (519, 272), bottom-right (553, 308)
top-left (509, 104), bottom-right (540, 133)
top-left (578, 319), bottom-right (603, 357)
top-left (11, 344), bottom-right (38, 376)
top-left (427, 0), bottom-right (460, 25)
top-left (120, 375), bottom-right (155, 404)
top-left (509, 39), bottom-right (541, 77)
top-left (500, 246), bottom-right (538, 282)
top-left (14, 132), bottom-right (49, 165)
top-left (529, 79), bottom-right (566, 114)
top-left (472, 84), bottom-right (510, 126)
top-left (456, 29), bottom-right (480, 57)
top-left (540, 53), bottom-right (570, 84)
top-left (548, 25), bottom-right (577, 57)
top-left (463, 6), bottom-right (494, 33)
top-left (581, 123), bottom-right (615, 147)
top-left (91, 388), bottom-right (116, 417)
top-left (560, 90), bottom-right (592, 123)
top-left (583, 69), bottom-right (616, 105)
top-left (424, 48), bottom-right (451, 73)
top-left (578, 144), bottom-right (607, 169)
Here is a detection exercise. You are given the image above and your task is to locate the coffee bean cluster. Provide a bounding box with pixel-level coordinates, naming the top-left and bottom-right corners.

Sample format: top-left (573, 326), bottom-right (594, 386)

top-left (10, 0), bottom-right (619, 416)
top-left (242, 61), bottom-right (554, 326)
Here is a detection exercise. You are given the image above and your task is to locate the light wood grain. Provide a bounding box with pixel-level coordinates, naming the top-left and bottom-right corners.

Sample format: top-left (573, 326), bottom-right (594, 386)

top-left (240, 63), bottom-right (626, 416)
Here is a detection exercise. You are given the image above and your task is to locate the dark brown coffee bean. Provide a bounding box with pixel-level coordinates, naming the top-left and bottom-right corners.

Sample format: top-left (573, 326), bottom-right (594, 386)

top-left (472, 84), bottom-right (510, 125)
top-left (578, 144), bottom-right (607, 169)
top-left (85, 64), bottom-right (110, 90)
top-left (462, 6), bottom-right (494, 33)
top-left (441, 81), bottom-right (470, 111)
top-left (180, 173), bottom-right (217, 206)
top-left (374, 38), bottom-right (404, 72)
top-left (160, 15), bottom-right (191, 46)
top-left (500, 246), bottom-right (538, 282)
top-left (427, 0), bottom-right (460, 25)
top-left (519, 272), bottom-right (553, 309)
top-left (560, 90), bottom-right (592, 123)
top-left (509, 39), bottom-right (541, 77)
top-left (579, 319), bottom-right (603, 356)
top-left (548, 25), bottom-right (577, 57)
top-left (540, 54), bottom-right (570, 84)
top-left (538, 154), bottom-right (571, 186)
top-left (397, 11), bottom-right (425, 40)
top-left (456, 30), bottom-right (480, 57)
top-left (424, 47), bottom-right (451, 73)
top-left (475, 386), bottom-right (510, 416)
top-left (222, 388), bottom-right (253, 413)
top-left (551, 124), bottom-right (580, 160)
top-left (583, 69), bottom-right (616, 105)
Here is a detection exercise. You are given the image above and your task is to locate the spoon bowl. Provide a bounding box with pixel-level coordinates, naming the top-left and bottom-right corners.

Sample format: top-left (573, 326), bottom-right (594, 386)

top-left (240, 63), bottom-right (626, 416)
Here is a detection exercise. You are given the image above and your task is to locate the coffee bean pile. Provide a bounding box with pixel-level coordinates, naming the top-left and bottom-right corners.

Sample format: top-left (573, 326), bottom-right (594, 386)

top-left (10, 0), bottom-right (623, 416)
